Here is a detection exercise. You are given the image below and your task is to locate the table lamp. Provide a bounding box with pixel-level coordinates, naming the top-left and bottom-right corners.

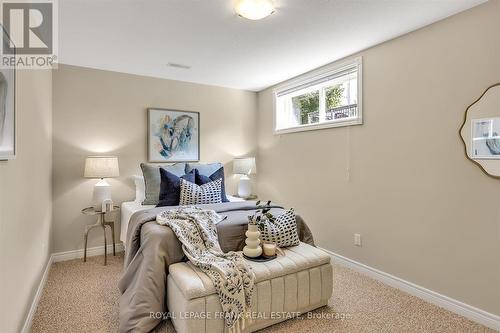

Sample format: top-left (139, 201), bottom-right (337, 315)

top-left (84, 156), bottom-right (119, 210)
top-left (233, 157), bottom-right (256, 198)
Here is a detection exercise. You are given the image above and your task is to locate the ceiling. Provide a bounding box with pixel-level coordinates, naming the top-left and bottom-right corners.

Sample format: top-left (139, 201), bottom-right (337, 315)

top-left (59, 0), bottom-right (486, 91)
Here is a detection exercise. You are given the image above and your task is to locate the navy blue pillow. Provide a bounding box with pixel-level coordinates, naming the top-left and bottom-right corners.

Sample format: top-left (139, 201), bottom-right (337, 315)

top-left (195, 167), bottom-right (229, 202)
top-left (157, 169), bottom-right (196, 207)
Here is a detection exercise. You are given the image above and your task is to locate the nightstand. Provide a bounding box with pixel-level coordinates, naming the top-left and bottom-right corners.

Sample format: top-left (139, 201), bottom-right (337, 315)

top-left (232, 194), bottom-right (258, 201)
top-left (81, 206), bottom-right (120, 265)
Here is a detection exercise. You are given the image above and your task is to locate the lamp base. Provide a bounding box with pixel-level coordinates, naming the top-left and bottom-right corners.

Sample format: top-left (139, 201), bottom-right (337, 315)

top-left (93, 179), bottom-right (112, 211)
top-left (237, 175), bottom-right (252, 199)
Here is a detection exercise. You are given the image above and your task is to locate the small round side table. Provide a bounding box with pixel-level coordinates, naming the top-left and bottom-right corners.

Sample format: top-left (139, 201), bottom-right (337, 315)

top-left (81, 206), bottom-right (120, 265)
top-left (232, 194), bottom-right (258, 201)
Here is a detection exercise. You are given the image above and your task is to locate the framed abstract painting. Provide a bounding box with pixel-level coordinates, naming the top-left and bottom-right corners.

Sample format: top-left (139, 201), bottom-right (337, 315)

top-left (148, 108), bottom-right (200, 162)
top-left (0, 28), bottom-right (15, 160)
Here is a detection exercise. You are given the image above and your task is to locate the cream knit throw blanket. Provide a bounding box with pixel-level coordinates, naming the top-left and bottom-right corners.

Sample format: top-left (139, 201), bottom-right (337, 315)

top-left (157, 207), bottom-right (255, 331)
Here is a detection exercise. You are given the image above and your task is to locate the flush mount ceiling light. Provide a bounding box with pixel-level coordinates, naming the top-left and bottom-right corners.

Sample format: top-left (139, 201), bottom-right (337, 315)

top-left (235, 0), bottom-right (274, 20)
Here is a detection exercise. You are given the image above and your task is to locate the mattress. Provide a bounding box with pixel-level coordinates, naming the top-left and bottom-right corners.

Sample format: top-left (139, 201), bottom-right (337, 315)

top-left (120, 201), bottom-right (155, 245)
top-left (120, 196), bottom-right (244, 246)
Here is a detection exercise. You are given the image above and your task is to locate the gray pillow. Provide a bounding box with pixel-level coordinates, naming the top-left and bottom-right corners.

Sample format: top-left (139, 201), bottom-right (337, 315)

top-left (185, 162), bottom-right (223, 176)
top-left (140, 163), bottom-right (186, 205)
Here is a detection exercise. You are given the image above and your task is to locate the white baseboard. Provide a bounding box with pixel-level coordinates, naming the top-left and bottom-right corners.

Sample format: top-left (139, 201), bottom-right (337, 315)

top-left (52, 243), bottom-right (124, 263)
top-left (21, 255), bottom-right (53, 333)
top-left (320, 248), bottom-right (500, 331)
top-left (21, 243), bottom-right (125, 332)
top-left (22, 245), bottom-right (499, 332)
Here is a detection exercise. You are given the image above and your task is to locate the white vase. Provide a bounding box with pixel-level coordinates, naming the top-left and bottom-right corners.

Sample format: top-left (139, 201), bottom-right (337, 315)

top-left (243, 224), bottom-right (262, 258)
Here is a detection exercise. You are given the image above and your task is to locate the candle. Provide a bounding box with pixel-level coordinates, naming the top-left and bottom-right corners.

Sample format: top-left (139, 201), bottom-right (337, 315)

top-left (263, 243), bottom-right (276, 257)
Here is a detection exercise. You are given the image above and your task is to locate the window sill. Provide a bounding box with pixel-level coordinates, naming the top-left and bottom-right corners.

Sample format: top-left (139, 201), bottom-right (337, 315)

top-left (274, 117), bottom-right (362, 135)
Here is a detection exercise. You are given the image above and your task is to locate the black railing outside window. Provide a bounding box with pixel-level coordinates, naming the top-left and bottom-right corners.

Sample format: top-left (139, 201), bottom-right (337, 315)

top-left (307, 104), bottom-right (358, 124)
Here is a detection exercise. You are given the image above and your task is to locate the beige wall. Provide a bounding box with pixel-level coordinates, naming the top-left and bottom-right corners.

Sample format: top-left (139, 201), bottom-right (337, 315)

top-left (0, 69), bottom-right (53, 333)
top-left (257, 1), bottom-right (500, 316)
top-left (52, 65), bottom-right (257, 252)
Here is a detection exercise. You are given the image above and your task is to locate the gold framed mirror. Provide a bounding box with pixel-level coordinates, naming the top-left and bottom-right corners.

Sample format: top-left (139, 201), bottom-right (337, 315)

top-left (459, 83), bottom-right (500, 179)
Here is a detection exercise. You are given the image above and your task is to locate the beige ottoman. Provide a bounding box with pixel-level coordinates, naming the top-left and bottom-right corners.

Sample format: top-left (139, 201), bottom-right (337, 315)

top-left (167, 242), bottom-right (333, 333)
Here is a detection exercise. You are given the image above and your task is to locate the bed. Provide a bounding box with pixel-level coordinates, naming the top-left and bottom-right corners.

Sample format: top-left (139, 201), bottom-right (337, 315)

top-left (118, 167), bottom-right (315, 332)
top-left (120, 201), bottom-right (154, 246)
top-left (118, 202), bottom-right (315, 333)
top-left (120, 195), bottom-right (245, 247)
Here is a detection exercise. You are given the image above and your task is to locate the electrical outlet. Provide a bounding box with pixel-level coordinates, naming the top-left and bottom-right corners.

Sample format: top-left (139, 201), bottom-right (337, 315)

top-left (354, 233), bottom-right (362, 247)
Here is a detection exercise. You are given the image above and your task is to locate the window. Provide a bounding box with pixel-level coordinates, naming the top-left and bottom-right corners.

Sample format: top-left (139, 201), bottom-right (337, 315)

top-left (274, 58), bottom-right (362, 134)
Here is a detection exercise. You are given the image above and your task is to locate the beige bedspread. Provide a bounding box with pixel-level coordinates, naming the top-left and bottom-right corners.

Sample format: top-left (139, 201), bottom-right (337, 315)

top-left (118, 202), bottom-right (314, 333)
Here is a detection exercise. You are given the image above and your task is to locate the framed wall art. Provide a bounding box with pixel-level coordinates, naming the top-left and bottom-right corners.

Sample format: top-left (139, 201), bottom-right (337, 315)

top-left (0, 27), bottom-right (15, 160)
top-left (148, 108), bottom-right (200, 163)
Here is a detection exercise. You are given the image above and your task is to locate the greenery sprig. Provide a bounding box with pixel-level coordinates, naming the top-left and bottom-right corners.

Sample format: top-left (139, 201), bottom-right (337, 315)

top-left (248, 200), bottom-right (276, 231)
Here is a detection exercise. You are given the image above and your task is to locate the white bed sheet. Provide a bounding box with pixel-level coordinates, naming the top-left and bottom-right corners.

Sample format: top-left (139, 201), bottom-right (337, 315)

top-left (120, 201), bottom-right (155, 246)
top-left (120, 195), bottom-right (245, 247)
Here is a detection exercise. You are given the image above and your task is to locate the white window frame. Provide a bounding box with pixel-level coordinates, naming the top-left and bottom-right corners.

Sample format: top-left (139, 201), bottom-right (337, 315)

top-left (273, 57), bottom-right (363, 135)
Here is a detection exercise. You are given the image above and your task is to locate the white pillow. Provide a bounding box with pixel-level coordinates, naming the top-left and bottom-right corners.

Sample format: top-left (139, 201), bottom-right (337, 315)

top-left (132, 175), bottom-right (146, 203)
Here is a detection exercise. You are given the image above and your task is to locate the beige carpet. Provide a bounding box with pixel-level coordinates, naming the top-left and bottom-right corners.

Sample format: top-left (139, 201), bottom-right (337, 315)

top-left (31, 253), bottom-right (495, 333)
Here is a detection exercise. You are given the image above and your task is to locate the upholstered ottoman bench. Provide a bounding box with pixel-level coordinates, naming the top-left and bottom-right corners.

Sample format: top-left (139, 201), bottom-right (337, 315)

top-left (167, 242), bottom-right (333, 333)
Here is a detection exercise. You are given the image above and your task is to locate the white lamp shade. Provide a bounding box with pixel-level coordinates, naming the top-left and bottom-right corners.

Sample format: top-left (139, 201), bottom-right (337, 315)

top-left (233, 157), bottom-right (256, 175)
top-left (84, 156), bottom-right (120, 178)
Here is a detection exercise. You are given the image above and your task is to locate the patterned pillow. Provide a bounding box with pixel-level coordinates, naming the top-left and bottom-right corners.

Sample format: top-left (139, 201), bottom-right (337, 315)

top-left (179, 178), bottom-right (222, 205)
top-left (260, 209), bottom-right (300, 247)
top-left (194, 167), bottom-right (229, 202)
